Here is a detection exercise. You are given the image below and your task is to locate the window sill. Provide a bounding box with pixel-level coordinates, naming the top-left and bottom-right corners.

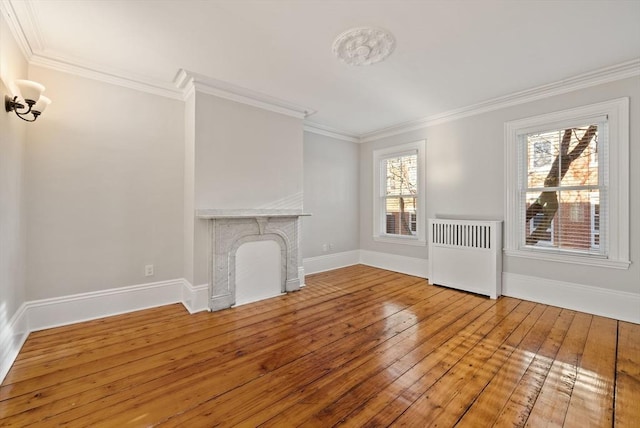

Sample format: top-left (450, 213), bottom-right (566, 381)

top-left (504, 249), bottom-right (631, 270)
top-left (373, 235), bottom-right (426, 247)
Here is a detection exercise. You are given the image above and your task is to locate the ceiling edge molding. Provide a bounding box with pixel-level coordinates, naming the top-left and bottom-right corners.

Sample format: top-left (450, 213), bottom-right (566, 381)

top-left (360, 58), bottom-right (640, 143)
top-left (303, 122), bottom-right (360, 143)
top-left (175, 69), bottom-right (316, 120)
top-left (30, 54), bottom-right (183, 100)
top-left (0, 0), bottom-right (33, 61)
top-left (19, 0), bottom-right (44, 52)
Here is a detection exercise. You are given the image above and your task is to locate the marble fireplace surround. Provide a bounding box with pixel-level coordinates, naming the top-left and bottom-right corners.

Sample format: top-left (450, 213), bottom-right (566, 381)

top-left (196, 209), bottom-right (310, 312)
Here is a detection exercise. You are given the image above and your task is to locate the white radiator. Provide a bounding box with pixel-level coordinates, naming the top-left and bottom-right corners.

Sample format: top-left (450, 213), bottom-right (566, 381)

top-left (428, 219), bottom-right (503, 299)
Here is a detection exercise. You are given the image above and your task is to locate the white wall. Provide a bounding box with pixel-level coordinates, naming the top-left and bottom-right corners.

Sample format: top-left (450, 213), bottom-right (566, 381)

top-left (0, 12), bottom-right (28, 335)
top-left (24, 66), bottom-right (185, 300)
top-left (183, 92), bottom-right (195, 285)
top-left (189, 91), bottom-right (304, 285)
top-left (302, 131), bottom-right (359, 259)
top-left (193, 93), bottom-right (303, 209)
top-left (359, 77), bottom-right (640, 296)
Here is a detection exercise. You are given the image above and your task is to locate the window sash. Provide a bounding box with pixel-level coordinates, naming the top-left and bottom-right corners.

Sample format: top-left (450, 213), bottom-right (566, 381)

top-left (382, 195), bottom-right (417, 237)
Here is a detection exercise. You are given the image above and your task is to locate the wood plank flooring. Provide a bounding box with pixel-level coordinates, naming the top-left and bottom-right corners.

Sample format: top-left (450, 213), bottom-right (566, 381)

top-left (1, 265), bottom-right (638, 427)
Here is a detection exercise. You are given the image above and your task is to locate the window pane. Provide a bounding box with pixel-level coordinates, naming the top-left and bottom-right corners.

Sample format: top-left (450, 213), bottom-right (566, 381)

top-left (526, 125), bottom-right (598, 188)
top-left (527, 133), bottom-right (559, 187)
top-left (525, 190), bottom-right (600, 253)
top-left (525, 192), bottom-right (556, 246)
top-left (556, 189), bottom-right (600, 252)
top-left (385, 197), bottom-right (416, 236)
top-left (385, 154), bottom-right (417, 196)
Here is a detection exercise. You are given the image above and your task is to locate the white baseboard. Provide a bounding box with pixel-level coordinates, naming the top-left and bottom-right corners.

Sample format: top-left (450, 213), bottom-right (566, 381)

top-left (25, 279), bottom-right (186, 332)
top-left (502, 272), bottom-right (640, 324)
top-left (304, 249), bottom-right (428, 279)
top-left (303, 250), bottom-right (361, 275)
top-left (182, 281), bottom-right (209, 314)
top-left (0, 304), bottom-right (29, 384)
top-left (0, 277), bottom-right (212, 384)
top-left (359, 250), bottom-right (428, 278)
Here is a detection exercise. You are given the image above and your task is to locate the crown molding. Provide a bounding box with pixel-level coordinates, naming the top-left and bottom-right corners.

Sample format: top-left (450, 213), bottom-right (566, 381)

top-left (360, 59), bottom-right (640, 143)
top-left (303, 121), bottom-right (360, 143)
top-left (2, 0), bottom-right (183, 100)
top-left (17, 0), bottom-right (43, 51)
top-left (175, 69), bottom-right (316, 120)
top-left (30, 53), bottom-right (183, 100)
top-left (0, 0), bottom-right (33, 61)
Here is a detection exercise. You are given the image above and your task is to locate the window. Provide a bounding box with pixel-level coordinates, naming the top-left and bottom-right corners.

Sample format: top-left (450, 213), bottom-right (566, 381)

top-left (373, 140), bottom-right (426, 245)
top-left (505, 98), bottom-right (629, 269)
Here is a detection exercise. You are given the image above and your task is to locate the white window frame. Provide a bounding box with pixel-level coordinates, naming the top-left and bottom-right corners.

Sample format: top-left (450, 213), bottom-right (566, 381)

top-left (504, 98), bottom-right (629, 269)
top-left (373, 140), bottom-right (426, 246)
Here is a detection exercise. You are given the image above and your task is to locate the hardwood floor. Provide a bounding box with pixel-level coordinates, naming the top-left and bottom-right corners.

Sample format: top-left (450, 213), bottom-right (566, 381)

top-left (1, 265), bottom-right (638, 427)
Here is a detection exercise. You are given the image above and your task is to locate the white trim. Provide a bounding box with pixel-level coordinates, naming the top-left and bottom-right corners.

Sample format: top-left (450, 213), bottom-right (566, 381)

top-left (305, 249), bottom-right (430, 279)
top-left (303, 250), bottom-right (361, 275)
top-left (25, 279), bottom-right (185, 332)
top-left (360, 59), bottom-right (640, 142)
top-left (504, 249), bottom-right (630, 269)
top-left (0, 277), bottom-right (211, 384)
top-left (298, 266), bottom-right (306, 287)
top-left (0, 303), bottom-right (28, 384)
top-left (306, 249), bottom-right (430, 279)
top-left (0, 0), bottom-right (34, 60)
top-left (30, 54), bottom-right (183, 100)
top-left (373, 235), bottom-right (426, 246)
top-left (182, 281), bottom-right (209, 314)
top-left (502, 272), bottom-right (640, 324)
top-left (2, 0), bottom-right (43, 53)
top-left (174, 69), bottom-right (316, 119)
top-left (303, 122), bottom-right (360, 143)
top-left (359, 250), bottom-right (428, 279)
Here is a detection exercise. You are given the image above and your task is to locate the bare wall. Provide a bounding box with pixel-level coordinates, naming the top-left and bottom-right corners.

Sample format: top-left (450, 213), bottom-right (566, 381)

top-left (25, 67), bottom-right (185, 300)
top-left (303, 131), bottom-right (359, 259)
top-left (0, 12), bottom-right (28, 326)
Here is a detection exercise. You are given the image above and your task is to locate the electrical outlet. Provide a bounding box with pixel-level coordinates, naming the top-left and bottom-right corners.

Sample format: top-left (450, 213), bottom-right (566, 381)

top-left (329, 243), bottom-right (334, 250)
top-left (322, 244), bottom-right (328, 252)
top-left (145, 264), bottom-right (154, 276)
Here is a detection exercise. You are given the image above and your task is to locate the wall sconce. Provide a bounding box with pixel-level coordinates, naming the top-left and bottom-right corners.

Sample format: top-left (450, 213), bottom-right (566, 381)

top-left (4, 80), bottom-right (51, 122)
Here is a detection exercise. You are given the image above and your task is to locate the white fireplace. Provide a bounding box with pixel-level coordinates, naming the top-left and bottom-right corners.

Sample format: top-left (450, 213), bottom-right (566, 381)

top-left (196, 209), bottom-right (310, 311)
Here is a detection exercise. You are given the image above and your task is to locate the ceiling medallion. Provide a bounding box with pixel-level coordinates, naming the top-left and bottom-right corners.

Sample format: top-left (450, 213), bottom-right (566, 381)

top-left (332, 27), bottom-right (395, 66)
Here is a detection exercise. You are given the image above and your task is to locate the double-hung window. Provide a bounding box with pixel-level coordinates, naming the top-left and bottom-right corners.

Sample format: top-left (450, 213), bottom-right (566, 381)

top-left (505, 98), bottom-right (629, 268)
top-left (373, 140), bottom-right (426, 245)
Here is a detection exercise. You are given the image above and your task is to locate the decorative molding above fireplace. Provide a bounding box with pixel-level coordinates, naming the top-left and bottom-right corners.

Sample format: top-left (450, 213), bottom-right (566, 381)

top-left (196, 209), bottom-right (310, 311)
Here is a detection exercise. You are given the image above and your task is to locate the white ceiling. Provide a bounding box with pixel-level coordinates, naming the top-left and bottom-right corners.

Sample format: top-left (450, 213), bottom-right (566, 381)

top-left (4, 0), bottom-right (640, 136)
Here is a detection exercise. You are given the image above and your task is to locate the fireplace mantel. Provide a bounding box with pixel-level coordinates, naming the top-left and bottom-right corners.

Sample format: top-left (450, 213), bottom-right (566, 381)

top-left (196, 209), bottom-right (310, 311)
top-left (196, 209), bottom-right (310, 219)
